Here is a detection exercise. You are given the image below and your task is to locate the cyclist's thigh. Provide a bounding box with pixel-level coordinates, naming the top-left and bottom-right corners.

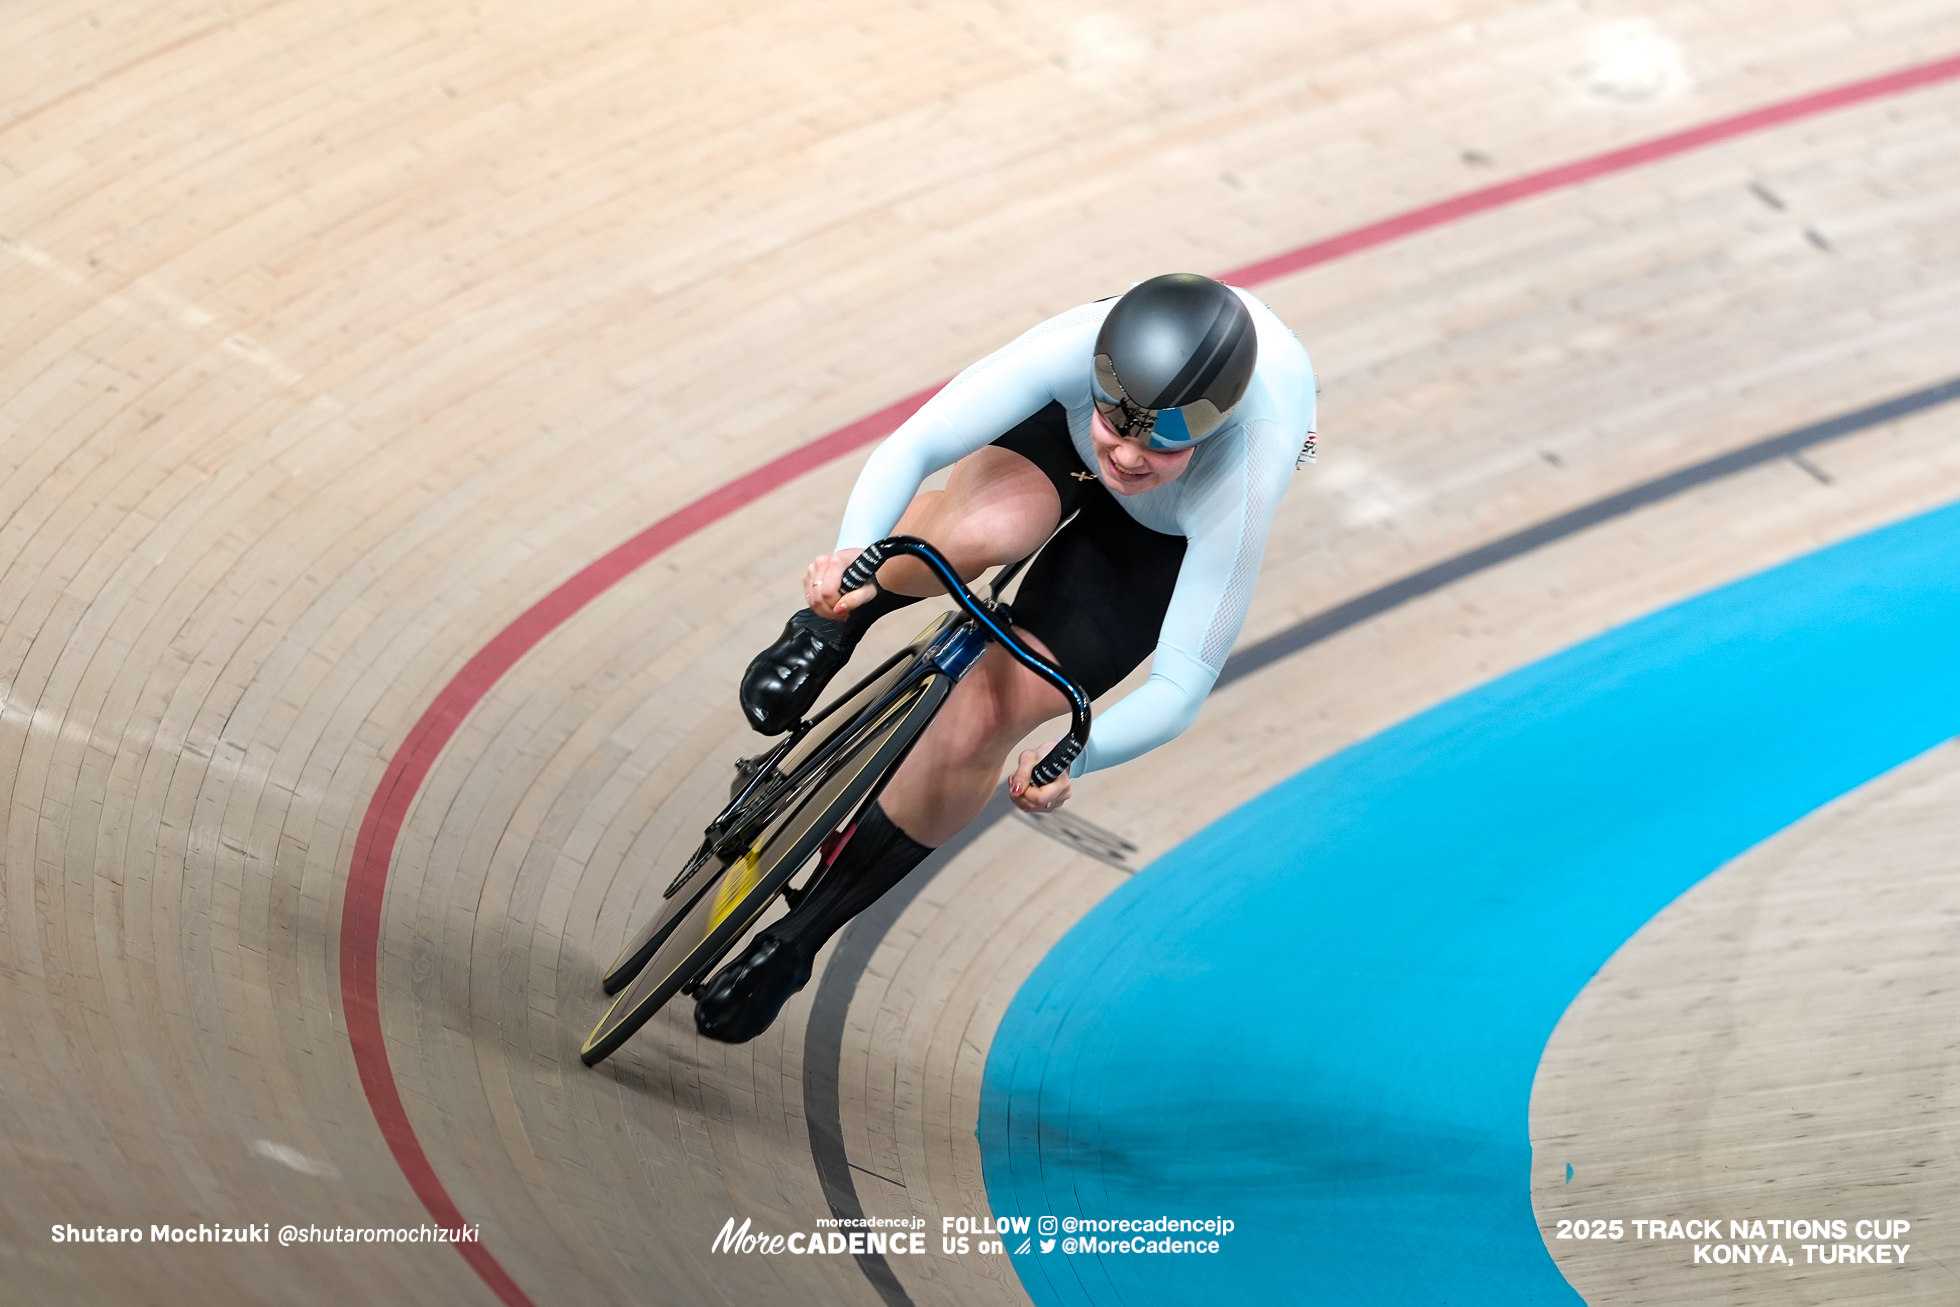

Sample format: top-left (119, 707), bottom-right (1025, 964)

top-left (894, 445), bottom-right (1060, 578)
top-left (890, 400), bottom-right (1093, 583)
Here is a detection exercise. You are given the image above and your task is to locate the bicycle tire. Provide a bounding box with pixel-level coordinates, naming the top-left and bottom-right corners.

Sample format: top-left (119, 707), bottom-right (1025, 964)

top-left (599, 837), bottom-right (716, 996)
top-left (580, 671), bottom-right (949, 1066)
top-left (595, 624), bottom-right (948, 997)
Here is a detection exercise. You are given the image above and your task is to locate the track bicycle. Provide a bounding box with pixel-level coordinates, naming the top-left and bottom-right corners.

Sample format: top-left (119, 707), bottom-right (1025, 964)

top-left (580, 535), bottom-right (1091, 1066)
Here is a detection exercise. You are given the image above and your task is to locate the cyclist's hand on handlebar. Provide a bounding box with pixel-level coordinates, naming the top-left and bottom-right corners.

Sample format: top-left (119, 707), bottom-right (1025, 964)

top-left (1009, 743), bottom-right (1072, 815)
top-left (804, 548), bottom-right (872, 621)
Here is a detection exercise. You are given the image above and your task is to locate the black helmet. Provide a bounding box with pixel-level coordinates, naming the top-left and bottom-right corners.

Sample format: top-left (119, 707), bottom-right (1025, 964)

top-left (1093, 274), bottom-right (1258, 450)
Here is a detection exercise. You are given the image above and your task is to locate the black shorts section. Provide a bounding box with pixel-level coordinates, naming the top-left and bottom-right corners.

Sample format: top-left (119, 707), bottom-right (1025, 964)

top-left (989, 403), bottom-right (1188, 700)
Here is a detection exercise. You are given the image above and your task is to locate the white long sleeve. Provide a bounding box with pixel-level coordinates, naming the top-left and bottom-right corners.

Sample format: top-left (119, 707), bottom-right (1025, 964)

top-left (831, 292), bottom-right (1315, 774)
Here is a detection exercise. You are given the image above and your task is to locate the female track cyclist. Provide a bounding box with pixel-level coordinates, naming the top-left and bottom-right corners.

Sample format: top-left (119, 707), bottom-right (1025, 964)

top-left (695, 272), bottom-right (1316, 1042)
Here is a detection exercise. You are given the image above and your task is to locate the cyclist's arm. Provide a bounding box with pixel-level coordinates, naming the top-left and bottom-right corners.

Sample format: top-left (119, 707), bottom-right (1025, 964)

top-left (1070, 644), bottom-right (1217, 776)
top-left (1073, 410), bottom-right (1308, 776)
top-left (834, 306), bottom-right (1101, 550)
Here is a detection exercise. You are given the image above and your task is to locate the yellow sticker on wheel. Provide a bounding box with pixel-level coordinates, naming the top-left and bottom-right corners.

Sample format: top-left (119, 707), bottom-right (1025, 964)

top-left (708, 846), bottom-right (763, 931)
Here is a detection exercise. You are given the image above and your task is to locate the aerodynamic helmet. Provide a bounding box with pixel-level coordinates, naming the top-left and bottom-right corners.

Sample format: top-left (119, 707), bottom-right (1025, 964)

top-left (1092, 273), bottom-right (1258, 451)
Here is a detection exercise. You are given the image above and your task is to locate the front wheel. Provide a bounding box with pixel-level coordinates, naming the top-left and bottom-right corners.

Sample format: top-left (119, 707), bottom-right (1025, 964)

top-left (594, 626), bottom-right (941, 997)
top-left (598, 838), bottom-right (718, 996)
top-left (580, 672), bottom-right (948, 1066)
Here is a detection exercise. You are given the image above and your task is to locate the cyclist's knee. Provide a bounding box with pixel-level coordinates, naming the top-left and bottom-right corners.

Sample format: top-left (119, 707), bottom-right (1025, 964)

top-left (930, 674), bottom-right (1027, 764)
top-left (931, 516), bottom-right (997, 574)
top-left (886, 493), bottom-right (1007, 588)
top-left (893, 488), bottom-right (947, 537)
top-left (909, 506), bottom-right (1019, 579)
top-left (934, 686), bottom-right (1008, 760)
top-left (917, 451), bottom-right (1060, 574)
top-left (945, 659), bottom-right (1065, 759)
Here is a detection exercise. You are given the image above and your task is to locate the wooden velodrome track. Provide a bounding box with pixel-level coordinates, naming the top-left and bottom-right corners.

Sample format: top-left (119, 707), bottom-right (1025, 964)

top-left (4, 2), bottom-right (1959, 1304)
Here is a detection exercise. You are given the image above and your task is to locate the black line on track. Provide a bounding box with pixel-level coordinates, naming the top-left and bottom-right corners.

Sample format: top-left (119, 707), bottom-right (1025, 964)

top-left (804, 788), bottom-right (1015, 1307)
top-left (1217, 377), bottom-right (1960, 687)
top-left (803, 375), bottom-right (1960, 1304)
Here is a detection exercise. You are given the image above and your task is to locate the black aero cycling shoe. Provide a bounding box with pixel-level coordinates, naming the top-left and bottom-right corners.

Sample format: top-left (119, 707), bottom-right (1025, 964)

top-left (693, 932), bottom-right (813, 1044)
top-left (739, 615), bottom-right (851, 735)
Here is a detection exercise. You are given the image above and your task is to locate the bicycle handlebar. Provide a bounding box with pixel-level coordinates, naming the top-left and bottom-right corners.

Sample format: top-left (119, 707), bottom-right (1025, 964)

top-left (840, 536), bottom-right (1089, 787)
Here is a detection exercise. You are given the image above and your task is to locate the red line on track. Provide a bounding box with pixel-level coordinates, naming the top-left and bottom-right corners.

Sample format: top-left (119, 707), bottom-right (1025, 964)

top-left (1216, 53), bottom-right (1960, 286)
top-left (338, 54), bottom-right (1960, 1307)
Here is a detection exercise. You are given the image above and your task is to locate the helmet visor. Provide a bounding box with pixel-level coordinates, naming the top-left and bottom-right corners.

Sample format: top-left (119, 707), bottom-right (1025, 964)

top-left (1093, 353), bottom-right (1233, 451)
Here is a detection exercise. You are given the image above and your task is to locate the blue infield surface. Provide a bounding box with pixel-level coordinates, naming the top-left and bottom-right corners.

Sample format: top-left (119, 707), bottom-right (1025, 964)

top-left (979, 496), bottom-right (1960, 1305)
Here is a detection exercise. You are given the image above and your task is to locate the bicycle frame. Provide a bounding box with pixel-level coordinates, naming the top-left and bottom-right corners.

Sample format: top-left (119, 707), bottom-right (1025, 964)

top-left (716, 534), bottom-right (1092, 861)
top-left (588, 536), bottom-right (1095, 1035)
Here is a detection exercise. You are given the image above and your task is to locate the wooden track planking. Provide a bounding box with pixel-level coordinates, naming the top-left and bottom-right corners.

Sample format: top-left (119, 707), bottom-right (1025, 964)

top-left (1532, 739), bottom-right (1960, 1304)
top-left (841, 63), bottom-right (1960, 1303)
top-left (2, 1), bottom-right (1959, 1304)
